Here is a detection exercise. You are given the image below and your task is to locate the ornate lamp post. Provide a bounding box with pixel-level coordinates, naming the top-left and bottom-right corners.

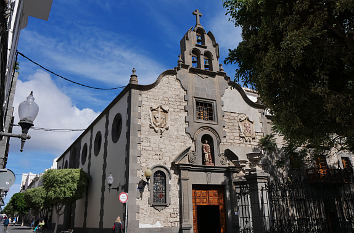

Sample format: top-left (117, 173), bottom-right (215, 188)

top-left (106, 173), bottom-right (119, 192)
top-left (0, 91), bottom-right (39, 151)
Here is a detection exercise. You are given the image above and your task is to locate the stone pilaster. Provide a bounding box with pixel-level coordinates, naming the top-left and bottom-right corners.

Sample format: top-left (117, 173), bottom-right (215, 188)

top-left (180, 170), bottom-right (192, 233)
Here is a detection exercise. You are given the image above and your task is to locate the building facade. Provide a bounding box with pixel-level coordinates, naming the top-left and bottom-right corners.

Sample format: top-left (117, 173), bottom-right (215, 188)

top-left (54, 10), bottom-right (353, 233)
top-left (0, 0), bottom-right (53, 169)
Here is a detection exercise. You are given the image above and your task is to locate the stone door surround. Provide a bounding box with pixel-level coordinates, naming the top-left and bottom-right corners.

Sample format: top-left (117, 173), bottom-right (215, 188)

top-left (192, 185), bottom-right (226, 233)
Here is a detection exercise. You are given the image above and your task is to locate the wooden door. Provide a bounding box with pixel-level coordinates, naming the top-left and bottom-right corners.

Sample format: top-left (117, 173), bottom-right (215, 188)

top-left (192, 186), bottom-right (226, 233)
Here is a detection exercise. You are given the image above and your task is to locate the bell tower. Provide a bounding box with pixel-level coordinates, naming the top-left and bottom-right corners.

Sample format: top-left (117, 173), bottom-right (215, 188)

top-left (179, 9), bottom-right (221, 72)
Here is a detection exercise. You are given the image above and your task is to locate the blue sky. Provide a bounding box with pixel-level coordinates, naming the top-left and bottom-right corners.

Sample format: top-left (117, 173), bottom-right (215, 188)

top-left (4, 0), bottom-right (242, 204)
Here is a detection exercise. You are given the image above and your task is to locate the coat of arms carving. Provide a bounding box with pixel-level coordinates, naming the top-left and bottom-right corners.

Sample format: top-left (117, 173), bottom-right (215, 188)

top-left (150, 105), bottom-right (169, 135)
top-left (238, 114), bottom-right (255, 142)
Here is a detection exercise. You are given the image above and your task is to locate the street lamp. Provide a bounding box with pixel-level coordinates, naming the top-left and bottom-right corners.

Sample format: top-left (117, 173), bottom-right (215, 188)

top-left (106, 173), bottom-right (119, 192)
top-left (144, 168), bottom-right (152, 184)
top-left (137, 168), bottom-right (152, 199)
top-left (0, 91), bottom-right (39, 151)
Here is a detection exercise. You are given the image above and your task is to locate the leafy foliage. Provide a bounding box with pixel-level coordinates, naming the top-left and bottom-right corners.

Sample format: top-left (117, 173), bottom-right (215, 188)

top-left (42, 169), bottom-right (88, 207)
top-left (24, 187), bottom-right (46, 213)
top-left (260, 134), bottom-right (307, 172)
top-left (2, 201), bottom-right (14, 216)
top-left (42, 169), bottom-right (88, 233)
top-left (224, 0), bottom-right (354, 152)
top-left (5, 192), bottom-right (28, 216)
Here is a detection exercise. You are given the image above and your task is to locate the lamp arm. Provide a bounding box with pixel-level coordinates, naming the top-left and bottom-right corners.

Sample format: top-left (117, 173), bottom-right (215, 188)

top-left (0, 132), bottom-right (31, 140)
top-left (0, 132), bottom-right (31, 152)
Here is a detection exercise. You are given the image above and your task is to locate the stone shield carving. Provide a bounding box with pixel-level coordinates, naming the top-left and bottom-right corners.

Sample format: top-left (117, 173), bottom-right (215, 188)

top-left (150, 105), bottom-right (169, 135)
top-left (238, 114), bottom-right (255, 142)
top-left (218, 153), bottom-right (227, 165)
top-left (188, 151), bottom-right (197, 164)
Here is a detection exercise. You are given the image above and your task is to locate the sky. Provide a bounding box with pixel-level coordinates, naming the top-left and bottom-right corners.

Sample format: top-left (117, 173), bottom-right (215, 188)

top-left (4, 0), bottom-right (242, 205)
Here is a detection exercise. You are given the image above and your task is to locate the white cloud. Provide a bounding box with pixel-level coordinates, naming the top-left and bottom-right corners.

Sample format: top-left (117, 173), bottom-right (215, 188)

top-left (20, 27), bottom-right (166, 86)
top-left (207, 10), bottom-right (242, 51)
top-left (10, 70), bottom-right (99, 154)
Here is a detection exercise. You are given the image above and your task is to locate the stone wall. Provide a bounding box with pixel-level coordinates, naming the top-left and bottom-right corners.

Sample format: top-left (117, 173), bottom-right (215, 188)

top-left (137, 74), bottom-right (193, 229)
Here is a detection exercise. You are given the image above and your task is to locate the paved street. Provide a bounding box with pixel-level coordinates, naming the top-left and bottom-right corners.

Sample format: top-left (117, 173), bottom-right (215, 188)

top-left (0, 225), bottom-right (34, 233)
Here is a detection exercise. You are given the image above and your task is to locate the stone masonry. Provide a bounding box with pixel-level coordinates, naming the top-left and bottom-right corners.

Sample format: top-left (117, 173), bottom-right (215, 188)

top-left (137, 74), bottom-right (193, 228)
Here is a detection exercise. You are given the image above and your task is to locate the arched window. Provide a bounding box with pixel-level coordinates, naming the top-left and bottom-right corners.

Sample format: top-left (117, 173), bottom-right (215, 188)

top-left (148, 165), bottom-right (171, 211)
top-left (153, 171), bottom-right (166, 204)
top-left (192, 49), bottom-right (201, 68)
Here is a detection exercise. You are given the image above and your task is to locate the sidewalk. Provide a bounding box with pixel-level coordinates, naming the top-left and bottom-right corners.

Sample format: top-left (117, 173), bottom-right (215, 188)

top-left (0, 225), bottom-right (46, 233)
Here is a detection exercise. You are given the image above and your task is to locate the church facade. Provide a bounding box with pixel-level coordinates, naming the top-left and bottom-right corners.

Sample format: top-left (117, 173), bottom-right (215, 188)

top-left (53, 10), bottom-right (353, 233)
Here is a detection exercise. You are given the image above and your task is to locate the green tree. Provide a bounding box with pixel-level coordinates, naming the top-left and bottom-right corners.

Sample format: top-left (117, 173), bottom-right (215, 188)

top-left (42, 169), bottom-right (88, 233)
top-left (223, 0), bottom-right (354, 152)
top-left (4, 192), bottom-right (29, 222)
top-left (2, 201), bottom-right (14, 216)
top-left (24, 187), bottom-right (47, 218)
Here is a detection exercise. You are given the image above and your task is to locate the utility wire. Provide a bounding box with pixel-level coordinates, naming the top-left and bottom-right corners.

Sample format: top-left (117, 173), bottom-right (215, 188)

top-left (12, 124), bottom-right (85, 132)
top-left (17, 51), bottom-right (127, 90)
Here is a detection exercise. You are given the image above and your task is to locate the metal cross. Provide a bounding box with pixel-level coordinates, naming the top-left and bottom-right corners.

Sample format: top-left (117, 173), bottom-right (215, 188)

top-left (193, 9), bottom-right (202, 25)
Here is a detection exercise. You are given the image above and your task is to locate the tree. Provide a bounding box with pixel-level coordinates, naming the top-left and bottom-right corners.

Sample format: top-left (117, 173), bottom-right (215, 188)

top-left (4, 192), bottom-right (29, 222)
top-left (24, 187), bottom-right (47, 218)
top-left (2, 201), bottom-right (14, 216)
top-left (223, 0), bottom-right (354, 152)
top-left (42, 169), bottom-right (88, 233)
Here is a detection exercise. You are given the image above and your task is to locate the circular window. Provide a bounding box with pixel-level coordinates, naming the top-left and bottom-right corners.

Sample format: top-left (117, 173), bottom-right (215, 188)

top-left (112, 113), bottom-right (122, 143)
top-left (94, 131), bottom-right (102, 156)
top-left (64, 160), bottom-right (68, 169)
top-left (81, 143), bottom-right (88, 165)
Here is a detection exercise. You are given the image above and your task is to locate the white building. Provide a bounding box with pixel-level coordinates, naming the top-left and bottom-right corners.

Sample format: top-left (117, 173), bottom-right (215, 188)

top-left (0, 0), bottom-right (53, 168)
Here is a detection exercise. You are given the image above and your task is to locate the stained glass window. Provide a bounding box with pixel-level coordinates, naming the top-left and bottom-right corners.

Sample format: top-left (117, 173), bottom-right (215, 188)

top-left (196, 101), bottom-right (214, 121)
top-left (153, 171), bottom-right (166, 204)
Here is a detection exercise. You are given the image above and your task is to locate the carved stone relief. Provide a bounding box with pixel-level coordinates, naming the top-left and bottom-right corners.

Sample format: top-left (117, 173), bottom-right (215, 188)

top-left (188, 151), bottom-right (197, 164)
top-left (150, 105), bottom-right (169, 135)
top-left (218, 153), bottom-right (227, 165)
top-left (238, 114), bottom-right (256, 142)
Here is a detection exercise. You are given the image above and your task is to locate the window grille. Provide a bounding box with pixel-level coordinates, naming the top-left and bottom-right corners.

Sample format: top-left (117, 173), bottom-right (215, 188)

top-left (196, 101), bottom-right (214, 121)
top-left (153, 171), bottom-right (166, 204)
top-left (316, 156), bottom-right (328, 176)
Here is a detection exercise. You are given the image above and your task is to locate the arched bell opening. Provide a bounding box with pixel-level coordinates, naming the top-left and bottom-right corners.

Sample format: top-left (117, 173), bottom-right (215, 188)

top-left (196, 28), bottom-right (205, 46)
top-left (204, 51), bottom-right (213, 71)
top-left (192, 48), bottom-right (201, 68)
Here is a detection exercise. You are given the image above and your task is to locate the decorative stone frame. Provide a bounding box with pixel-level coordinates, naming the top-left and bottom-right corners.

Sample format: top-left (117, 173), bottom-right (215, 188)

top-left (148, 165), bottom-right (171, 211)
top-left (194, 127), bottom-right (221, 166)
top-left (194, 98), bottom-right (217, 124)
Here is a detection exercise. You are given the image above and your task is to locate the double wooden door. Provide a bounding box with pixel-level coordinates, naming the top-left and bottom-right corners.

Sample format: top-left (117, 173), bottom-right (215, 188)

top-left (192, 185), bottom-right (226, 233)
